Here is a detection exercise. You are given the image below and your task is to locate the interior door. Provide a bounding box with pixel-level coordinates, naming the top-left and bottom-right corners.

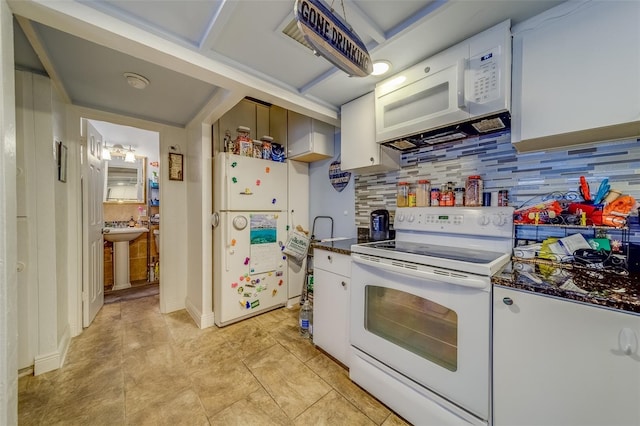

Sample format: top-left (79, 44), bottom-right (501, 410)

top-left (83, 119), bottom-right (105, 327)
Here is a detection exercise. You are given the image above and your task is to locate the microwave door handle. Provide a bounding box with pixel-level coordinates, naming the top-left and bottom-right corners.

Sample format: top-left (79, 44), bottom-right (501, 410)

top-left (457, 58), bottom-right (466, 109)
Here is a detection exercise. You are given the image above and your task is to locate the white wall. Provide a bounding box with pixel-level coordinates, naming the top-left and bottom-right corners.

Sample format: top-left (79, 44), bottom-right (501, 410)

top-left (308, 133), bottom-right (356, 239)
top-left (184, 121), bottom-right (215, 328)
top-left (0, 0), bottom-right (17, 421)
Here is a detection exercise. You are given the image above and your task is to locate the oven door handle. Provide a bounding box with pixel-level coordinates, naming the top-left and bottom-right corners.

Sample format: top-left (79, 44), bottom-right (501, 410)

top-left (352, 254), bottom-right (489, 289)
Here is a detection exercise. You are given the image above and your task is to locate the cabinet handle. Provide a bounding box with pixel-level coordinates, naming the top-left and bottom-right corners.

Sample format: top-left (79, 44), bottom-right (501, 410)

top-left (502, 297), bottom-right (514, 306)
top-left (370, 157), bottom-right (374, 163)
top-left (327, 255), bottom-right (332, 262)
top-left (341, 281), bottom-right (346, 287)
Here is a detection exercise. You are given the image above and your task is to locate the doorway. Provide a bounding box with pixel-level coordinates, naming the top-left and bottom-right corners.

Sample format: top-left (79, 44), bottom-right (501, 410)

top-left (84, 118), bottom-right (161, 324)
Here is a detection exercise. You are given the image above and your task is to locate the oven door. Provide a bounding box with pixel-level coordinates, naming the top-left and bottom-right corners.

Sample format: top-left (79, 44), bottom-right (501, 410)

top-left (350, 255), bottom-right (490, 421)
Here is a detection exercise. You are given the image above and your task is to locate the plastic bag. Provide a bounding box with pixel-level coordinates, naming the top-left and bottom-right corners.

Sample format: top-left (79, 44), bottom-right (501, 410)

top-left (283, 229), bottom-right (310, 261)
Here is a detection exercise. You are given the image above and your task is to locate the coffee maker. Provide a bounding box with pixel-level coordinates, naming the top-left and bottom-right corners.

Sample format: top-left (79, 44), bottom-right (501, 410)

top-left (370, 209), bottom-right (390, 241)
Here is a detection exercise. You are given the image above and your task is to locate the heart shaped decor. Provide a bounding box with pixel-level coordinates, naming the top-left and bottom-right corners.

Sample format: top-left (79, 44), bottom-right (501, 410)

top-left (329, 160), bottom-right (351, 192)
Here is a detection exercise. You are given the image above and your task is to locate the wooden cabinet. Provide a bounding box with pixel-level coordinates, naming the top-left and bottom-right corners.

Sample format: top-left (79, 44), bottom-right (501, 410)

top-left (493, 286), bottom-right (640, 425)
top-left (287, 110), bottom-right (334, 162)
top-left (341, 92), bottom-right (399, 173)
top-left (511, 1), bottom-right (640, 152)
top-left (313, 249), bottom-right (351, 366)
top-left (217, 99), bottom-right (273, 151)
top-left (269, 104), bottom-right (288, 148)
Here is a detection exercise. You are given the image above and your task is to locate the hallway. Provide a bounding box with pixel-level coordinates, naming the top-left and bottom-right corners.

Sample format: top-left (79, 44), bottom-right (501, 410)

top-left (18, 295), bottom-right (409, 425)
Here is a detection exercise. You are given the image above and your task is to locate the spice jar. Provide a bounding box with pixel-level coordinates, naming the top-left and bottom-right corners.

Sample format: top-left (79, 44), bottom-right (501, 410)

top-left (430, 188), bottom-right (441, 206)
top-left (440, 182), bottom-right (454, 206)
top-left (465, 175), bottom-right (483, 206)
top-left (454, 187), bottom-right (465, 206)
top-left (397, 182), bottom-right (410, 207)
top-left (416, 180), bottom-right (431, 207)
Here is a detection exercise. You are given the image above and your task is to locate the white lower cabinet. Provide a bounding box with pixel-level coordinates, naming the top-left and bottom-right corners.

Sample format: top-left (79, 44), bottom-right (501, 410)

top-left (313, 249), bottom-right (351, 367)
top-left (493, 286), bottom-right (640, 425)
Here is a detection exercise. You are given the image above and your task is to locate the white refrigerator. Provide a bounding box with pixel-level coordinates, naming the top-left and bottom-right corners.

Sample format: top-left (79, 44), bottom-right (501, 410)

top-left (213, 153), bottom-right (289, 326)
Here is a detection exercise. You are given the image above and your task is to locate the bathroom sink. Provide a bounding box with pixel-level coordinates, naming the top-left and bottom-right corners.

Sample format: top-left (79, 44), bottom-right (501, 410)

top-left (104, 227), bottom-right (149, 290)
top-left (103, 227), bottom-right (148, 242)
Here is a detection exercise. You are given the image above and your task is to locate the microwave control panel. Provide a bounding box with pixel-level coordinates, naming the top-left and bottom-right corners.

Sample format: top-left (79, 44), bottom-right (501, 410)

top-left (470, 47), bottom-right (501, 104)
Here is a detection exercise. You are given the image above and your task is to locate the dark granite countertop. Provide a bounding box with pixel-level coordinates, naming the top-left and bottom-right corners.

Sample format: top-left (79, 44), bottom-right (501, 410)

top-left (493, 259), bottom-right (640, 315)
top-left (312, 238), bottom-right (363, 255)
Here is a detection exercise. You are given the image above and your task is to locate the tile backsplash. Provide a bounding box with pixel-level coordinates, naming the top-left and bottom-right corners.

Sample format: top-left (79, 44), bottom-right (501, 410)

top-left (355, 132), bottom-right (640, 230)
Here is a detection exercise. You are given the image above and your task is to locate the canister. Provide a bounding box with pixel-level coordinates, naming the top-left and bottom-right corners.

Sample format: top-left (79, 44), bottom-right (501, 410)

top-left (465, 175), bottom-right (483, 206)
top-left (235, 126), bottom-right (252, 156)
top-left (416, 180), bottom-right (431, 207)
top-left (397, 182), bottom-right (410, 207)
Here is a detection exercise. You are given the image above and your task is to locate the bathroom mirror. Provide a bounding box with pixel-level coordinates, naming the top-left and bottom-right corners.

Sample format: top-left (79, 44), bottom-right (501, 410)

top-left (103, 156), bottom-right (146, 203)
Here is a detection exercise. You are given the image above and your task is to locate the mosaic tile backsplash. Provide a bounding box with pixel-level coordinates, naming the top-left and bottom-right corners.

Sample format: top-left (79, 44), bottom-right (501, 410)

top-left (354, 132), bottom-right (640, 239)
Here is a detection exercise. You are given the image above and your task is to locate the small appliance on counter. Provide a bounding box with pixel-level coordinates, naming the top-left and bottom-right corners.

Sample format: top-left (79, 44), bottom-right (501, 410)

top-left (370, 209), bottom-right (390, 241)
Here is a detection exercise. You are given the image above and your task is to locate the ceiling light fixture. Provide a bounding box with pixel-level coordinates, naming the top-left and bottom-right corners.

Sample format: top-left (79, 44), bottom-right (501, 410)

top-left (123, 72), bottom-right (150, 89)
top-left (371, 60), bottom-right (392, 76)
top-left (124, 145), bottom-right (136, 163)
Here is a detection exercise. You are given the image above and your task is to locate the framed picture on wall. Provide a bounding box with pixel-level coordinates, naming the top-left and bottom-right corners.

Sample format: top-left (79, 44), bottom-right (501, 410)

top-left (57, 141), bottom-right (68, 182)
top-left (168, 152), bottom-right (183, 181)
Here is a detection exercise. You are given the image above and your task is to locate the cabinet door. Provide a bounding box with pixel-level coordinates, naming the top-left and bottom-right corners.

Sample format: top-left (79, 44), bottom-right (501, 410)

top-left (287, 111), bottom-right (334, 162)
top-left (256, 103), bottom-right (270, 140)
top-left (494, 286), bottom-right (640, 425)
top-left (218, 99), bottom-right (257, 146)
top-left (269, 104), bottom-right (288, 148)
top-left (341, 92), bottom-right (399, 173)
top-left (313, 268), bottom-right (350, 367)
top-left (511, 1), bottom-right (640, 151)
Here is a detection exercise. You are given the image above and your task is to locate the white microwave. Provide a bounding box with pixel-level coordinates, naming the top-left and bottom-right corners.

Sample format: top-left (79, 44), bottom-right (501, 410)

top-left (375, 20), bottom-right (511, 149)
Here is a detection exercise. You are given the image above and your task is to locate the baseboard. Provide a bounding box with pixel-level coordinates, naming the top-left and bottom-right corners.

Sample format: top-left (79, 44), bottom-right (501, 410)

top-left (287, 296), bottom-right (301, 309)
top-left (34, 324), bottom-right (71, 375)
top-left (184, 298), bottom-right (215, 329)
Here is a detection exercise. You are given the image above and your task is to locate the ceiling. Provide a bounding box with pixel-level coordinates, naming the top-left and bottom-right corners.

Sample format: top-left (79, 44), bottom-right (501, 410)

top-left (11, 0), bottom-right (564, 128)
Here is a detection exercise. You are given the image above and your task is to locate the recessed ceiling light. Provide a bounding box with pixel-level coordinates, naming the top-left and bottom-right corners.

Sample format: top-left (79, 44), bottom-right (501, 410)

top-left (123, 72), bottom-right (150, 89)
top-left (371, 60), bottom-right (392, 76)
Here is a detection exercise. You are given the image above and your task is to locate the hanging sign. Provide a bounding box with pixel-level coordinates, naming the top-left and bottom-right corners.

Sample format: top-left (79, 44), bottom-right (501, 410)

top-left (294, 0), bottom-right (372, 77)
top-left (329, 160), bottom-right (351, 192)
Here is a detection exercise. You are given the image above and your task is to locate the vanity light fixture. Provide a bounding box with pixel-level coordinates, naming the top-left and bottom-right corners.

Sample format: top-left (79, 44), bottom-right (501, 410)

top-left (124, 145), bottom-right (136, 163)
top-left (371, 60), bottom-right (392, 76)
top-left (123, 72), bottom-right (150, 90)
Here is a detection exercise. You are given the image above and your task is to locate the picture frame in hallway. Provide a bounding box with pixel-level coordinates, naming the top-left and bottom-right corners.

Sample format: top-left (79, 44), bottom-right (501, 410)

top-left (57, 141), bottom-right (68, 182)
top-left (168, 152), bottom-right (183, 181)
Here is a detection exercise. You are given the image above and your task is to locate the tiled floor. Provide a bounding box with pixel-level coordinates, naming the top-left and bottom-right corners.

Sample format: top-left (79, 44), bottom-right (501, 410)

top-left (18, 294), bottom-right (410, 425)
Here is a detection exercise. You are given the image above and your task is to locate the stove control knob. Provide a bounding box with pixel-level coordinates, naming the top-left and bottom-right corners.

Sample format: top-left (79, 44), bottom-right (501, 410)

top-left (407, 214), bottom-right (415, 223)
top-left (397, 213), bottom-right (405, 222)
top-left (478, 214), bottom-right (491, 226)
top-left (492, 214), bottom-right (507, 226)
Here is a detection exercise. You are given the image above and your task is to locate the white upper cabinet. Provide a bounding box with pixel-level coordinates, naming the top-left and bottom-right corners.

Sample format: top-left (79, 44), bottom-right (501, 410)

top-left (340, 92), bottom-right (399, 173)
top-left (511, 1), bottom-right (640, 152)
top-left (287, 110), bottom-right (334, 162)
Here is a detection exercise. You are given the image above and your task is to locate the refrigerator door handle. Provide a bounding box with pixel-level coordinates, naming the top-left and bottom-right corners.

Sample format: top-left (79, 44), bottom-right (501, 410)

top-left (211, 212), bottom-right (219, 229)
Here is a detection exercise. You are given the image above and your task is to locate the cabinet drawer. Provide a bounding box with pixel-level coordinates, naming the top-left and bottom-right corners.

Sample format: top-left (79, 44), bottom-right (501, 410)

top-left (314, 250), bottom-right (351, 277)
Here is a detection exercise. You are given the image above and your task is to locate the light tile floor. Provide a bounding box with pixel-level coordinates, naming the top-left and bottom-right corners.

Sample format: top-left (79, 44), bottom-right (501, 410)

top-left (18, 294), bottom-right (410, 425)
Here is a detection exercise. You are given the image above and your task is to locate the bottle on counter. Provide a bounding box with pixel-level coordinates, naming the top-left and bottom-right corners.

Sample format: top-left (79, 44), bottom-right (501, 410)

top-left (416, 180), bottom-right (431, 207)
top-left (299, 299), bottom-right (312, 338)
top-left (397, 182), bottom-right (410, 207)
top-left (465, 175), bottom-right (483, 206)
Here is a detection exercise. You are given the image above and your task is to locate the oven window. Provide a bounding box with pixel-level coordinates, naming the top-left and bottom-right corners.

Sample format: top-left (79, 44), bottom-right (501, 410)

top-left (364, 285), bottom-right (458, 371)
